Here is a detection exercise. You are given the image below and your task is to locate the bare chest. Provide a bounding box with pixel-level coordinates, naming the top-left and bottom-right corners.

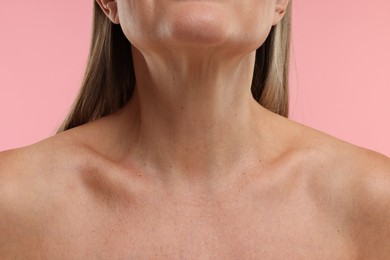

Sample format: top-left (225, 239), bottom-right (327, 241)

top-left (43, 193), bottom-right (355, 259)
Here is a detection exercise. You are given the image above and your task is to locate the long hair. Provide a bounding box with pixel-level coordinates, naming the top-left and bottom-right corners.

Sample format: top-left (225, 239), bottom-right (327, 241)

top-left (57, 2), bottom-right (292, 132)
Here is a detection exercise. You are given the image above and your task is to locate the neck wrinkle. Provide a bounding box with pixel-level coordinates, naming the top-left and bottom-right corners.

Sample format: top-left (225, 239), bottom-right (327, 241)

top-left (116, 48), bottom-right (269, 182)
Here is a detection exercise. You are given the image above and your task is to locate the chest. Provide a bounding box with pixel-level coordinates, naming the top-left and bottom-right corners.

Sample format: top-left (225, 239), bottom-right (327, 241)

top-left (43, 196), bottom-right (355, 259)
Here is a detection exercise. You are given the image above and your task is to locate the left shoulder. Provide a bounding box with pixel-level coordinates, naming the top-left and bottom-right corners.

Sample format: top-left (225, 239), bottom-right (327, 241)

top-left (277, 116), bottom-right (390, 256)
top-left (350, 147), bottom-right (390, 211)
top-left (293, 122), bottom-right (390, 257)
top-left (336, 146), bottom-right (390, 257)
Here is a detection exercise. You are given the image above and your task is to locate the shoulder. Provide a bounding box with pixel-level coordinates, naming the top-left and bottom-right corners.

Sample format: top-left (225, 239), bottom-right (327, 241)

top-left (0, 131), bottom-right (94, 256)
top-left (0, 148), bottom-right (47, 256)
top-left (0, 128), bottom-right (99, 203)
top-left (343, 148), bottom-right (390, 257)
top-left (0, 131), bottom-right (91, 185)
top-left (294, 124), bottom-right (390, 257)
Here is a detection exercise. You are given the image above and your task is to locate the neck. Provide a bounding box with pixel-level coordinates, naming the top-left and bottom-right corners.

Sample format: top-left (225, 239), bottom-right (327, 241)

top-left (114, 47), bottom-right (272, 182)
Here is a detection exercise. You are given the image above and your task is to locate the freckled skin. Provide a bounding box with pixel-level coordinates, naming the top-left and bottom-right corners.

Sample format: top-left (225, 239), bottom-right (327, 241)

top-left (1, 0), bottom-right (390, 258)
top-left (2, 111), bottom-right (389, 258)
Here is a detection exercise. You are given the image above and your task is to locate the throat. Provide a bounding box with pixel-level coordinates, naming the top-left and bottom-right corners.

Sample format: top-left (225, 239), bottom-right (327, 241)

top-left (105, 47), bottom-right (269, 181)
top-left (115, 95), bottom-right (268, 182)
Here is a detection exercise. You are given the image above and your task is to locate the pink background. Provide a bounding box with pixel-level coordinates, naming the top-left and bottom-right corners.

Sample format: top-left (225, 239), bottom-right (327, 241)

top-left (1, 1), bottom-right (389, 156)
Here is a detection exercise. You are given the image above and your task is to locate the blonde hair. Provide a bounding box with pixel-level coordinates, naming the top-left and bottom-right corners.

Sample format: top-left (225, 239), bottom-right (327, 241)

top-left (58, 2), bottom-right (291, 132)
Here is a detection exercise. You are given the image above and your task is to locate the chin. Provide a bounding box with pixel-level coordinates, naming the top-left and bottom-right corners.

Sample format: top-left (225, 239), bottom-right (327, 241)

top-left (159, 2), bottom-right (234, 48)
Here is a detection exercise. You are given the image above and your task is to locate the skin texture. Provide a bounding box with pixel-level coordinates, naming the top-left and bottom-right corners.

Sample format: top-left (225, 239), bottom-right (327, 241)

top-left (1, 0), bottom-right (390, 258)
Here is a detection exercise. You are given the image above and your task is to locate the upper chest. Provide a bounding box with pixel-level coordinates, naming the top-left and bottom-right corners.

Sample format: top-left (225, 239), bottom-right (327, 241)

top-left (42, 177), bottom-right (356, 260)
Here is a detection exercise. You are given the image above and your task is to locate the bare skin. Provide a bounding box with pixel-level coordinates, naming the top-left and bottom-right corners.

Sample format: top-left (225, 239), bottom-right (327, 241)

top-left (1, 0), bottom-right (390, 258)
top-left (1, 109), bottom-right (390, 259)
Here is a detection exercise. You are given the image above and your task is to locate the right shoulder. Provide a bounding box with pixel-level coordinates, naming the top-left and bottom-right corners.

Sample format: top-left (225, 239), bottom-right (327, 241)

top-left (0, 131), bottom-right (91, 185)
top-left (0, 146), bottom-right (47, 257)
top-left (0, 132), bottom-right (93, 257)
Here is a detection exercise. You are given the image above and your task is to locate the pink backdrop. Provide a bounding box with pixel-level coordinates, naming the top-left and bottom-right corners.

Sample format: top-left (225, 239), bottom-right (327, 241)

top-left (1, 1), bottom-right (389, 156)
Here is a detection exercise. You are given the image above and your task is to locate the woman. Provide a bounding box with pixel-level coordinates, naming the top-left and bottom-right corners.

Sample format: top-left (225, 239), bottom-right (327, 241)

top-left (1, 0), bottom-right (389, 258)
